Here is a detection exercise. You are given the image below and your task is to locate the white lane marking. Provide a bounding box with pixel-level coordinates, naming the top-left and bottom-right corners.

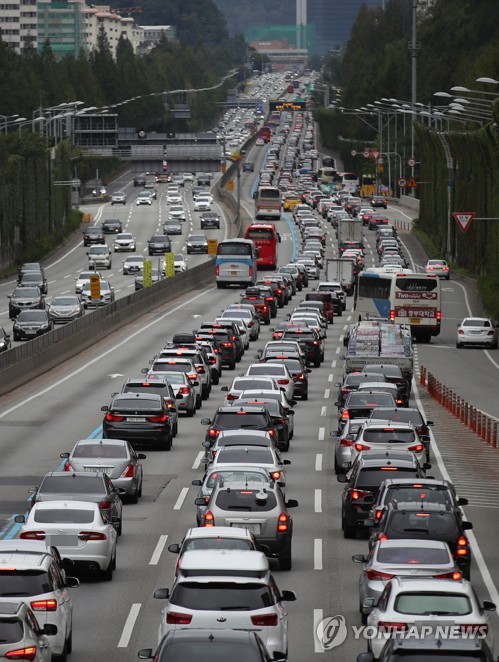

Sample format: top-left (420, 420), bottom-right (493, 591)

top-left (63, 274), bottom-right (71, 279)
top-left (335, 346), bottom-right (340, 354)
top-left (413, 381), bottom-right (499, 607)
top-left (149, 535), bottom-right (169, 565)
top-left (331, 360), bottom-right (336, 369)
top-left (328, 374), bottom-right (334, 382)
top-left (192, 451), bottom-right (204, 470)
top-left (0, 287), bottom-right (214, 420)
top-left (314, 539), bottom-right (323, 570)
top-left (347, 315), bottom-right (352, 321)
top-left (320, 406), bottom-right (327, 417)
top-left (314, 608), bottom-right (324, 653)
top-left (314, 489), bottom-right (322, 513)
top-left (117, 603), bottom-right (141, 648)
top-left (318, 427), bottom-right (325, 441)
top-left (173, 487), bottom-right (189, 510)
top-left (315, 453), bottom-right (323, 471)
top-left (324, 388), bottom-right (330, 399)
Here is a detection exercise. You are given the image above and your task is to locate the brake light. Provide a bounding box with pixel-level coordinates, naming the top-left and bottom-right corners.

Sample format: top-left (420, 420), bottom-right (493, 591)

top-left (354, 443), bottom-right (371, 452)
top-left (277, 379), bottom-right (289, 385)
top-left (196, 366), bottom-right (204, 373)
top-left (208, 429), bottom-right (220, 438)
top-left (149, 414), bottom-right (168, 422)
top-left (179, 387), bottom-right (190, 394)
top-left (350, 489), bottom-right (369, 501)
top-left (297, 373), bottom-right (305, 380)
top-left (378, 621), bottom-right (408, 633)
top-left (268, 429), bottom-right (275, 437)
top-left (222, 342), bottom-right (233, 348)
top-left (98, 501), bottom-right (111, 510)
top-left (63, 461), bottom-right (73, 472)
top-left (120, 464), bottom-right (135, 478)
top-left (379, 534), bottom-right (388, 541)
top-left (5, 648), bottom-right (37, 660)
top-left (277, 512), bottom-right (289, 532)
top-left (408, 444), bottom-right (424, 453)
top-left (78, 531), bottom-right (108, 541)
top-left (105, 413), bottom-right (124, 422)
top-left (341, 410), bottom-right (350, 420)
top-left (265, 297), bottom-right (274, 302)
top-left (437, 311), bottom-right (442, 321)
top-left (187, 373), bottom-right (198, 381)
top-left (30, 600), bottom-right (57, 612)
top-left (166, 611), bottom-right (193, 625)
top-left (249, 267), bottom-right (253, 277)
top-left (340, 438), bottom-right (354, 447)
top-left (374, 508), bottom-right (383, 520)
top-left (204, 511), bottom-right (215, 527)
top-left (251, 613), bottom-right (278, 626)
top-left (19, 531), bottom-right (45, 540)
top-left (216, 267), bottom-right (220, 277)
top-left (435, 571), bottom-right (462, 580)
top-left (389, 309), bottom-right (395, 322)
top-left (263, 306), bottom-right (268, 311)
top-left (271, 471), bottom-right (281, 480)
top-left (457, 536), bottom-right (469, 555)
top-left (225, 393), bottom-right (238, 401)
top-left (366, 570), bottom-right (394, 581)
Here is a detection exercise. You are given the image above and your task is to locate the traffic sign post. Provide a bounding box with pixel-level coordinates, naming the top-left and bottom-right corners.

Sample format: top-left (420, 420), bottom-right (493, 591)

top-left (406, 177), bottom-right (418, 188)
top-left (397, 178), bottom-right (407, 188)
top-left (207, 239), bottom-right (218, 255)
top-left (142, 259), bottom-right (152, 287)
top-left (408, 158), bottom-right (416, 167)
top-left (350, 149), bottom-right (357, 156)
top-left (164, 252), bottom-right (175, 278)
top-left (89, 274), bottom-right (100, 304)
top-left (452, 212), bottom-right (475, 233)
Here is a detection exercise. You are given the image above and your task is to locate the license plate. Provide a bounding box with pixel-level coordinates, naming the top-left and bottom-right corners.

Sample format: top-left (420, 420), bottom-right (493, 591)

top-left (231, 271), bottom-right (238, 276)
top-left (25, 330), bottom-right (36, 335)
top-left (410, 319), bottom-right (420, 324)
top-left (84, 467), bottom-right (113, 474)
top-left (127, 417), bottom-right (146, 422)
top-left (231, 523), bottom-right (261, 534)
top-left (49, 535), bottom-right (78, 547)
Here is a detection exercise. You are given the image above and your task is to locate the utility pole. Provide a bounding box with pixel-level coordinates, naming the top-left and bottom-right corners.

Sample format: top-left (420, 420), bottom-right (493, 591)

top-left (409, 0), bottom-right (419, 192)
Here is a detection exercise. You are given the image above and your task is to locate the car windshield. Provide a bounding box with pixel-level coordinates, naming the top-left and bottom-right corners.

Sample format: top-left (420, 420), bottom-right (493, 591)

top-left (39, 476), bottom-right (103, 494)
top-left (387, 512), bottom-right (460, 538)
top-left (151, 236), bottom-right (166, 242)
top-left (90, 247), bottom-right (108, 254)
top-left (215, 489), bottom-right (277, 512)
top-left (51, 297), bottom-right (78, 306)
top-left (125, 257), bottom-right (143, 264)
top-left (189, 235), bottom-right (206, 242)
top-left (171, 582), bottom-right (274, 610)
top-left (394, 592), bottom-right (471, 616)
top-left (17, 311), bottom-right (46, 322)
top-left (117, 234), bottom-right (133, 240)
top-left (377, 546), bottom-right (450, 565)
top-left (73, 443), bottom-right (127, 459)
top-left (34, 508), bottom-right (95, 524)
top-left (0, 571), bottom-right (51, 597)
top-left (13, 288), bottom-right (39, 297)
top-left (214, 413), bottom-right (268, 429)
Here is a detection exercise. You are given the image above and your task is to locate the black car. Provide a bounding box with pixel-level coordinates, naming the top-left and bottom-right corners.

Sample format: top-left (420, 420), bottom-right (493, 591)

top-left (101, 218), bottom-right (123, 234)
top-left (198, 320), bottom-right (244, 362)
top-left (31, 471), bottom-right (124, 535)
top-left (163, 219), bottom-right (183, 235)
top-left (235, 398), bottom-right (294, 451)
top-left (102, 392), bottom-right (173, 450)
top-left (0, 327), bottom-right (11, 352)
top-left (120, 378), bottom-right (179, 437)
top-left (8, 286), bottom-right (45, 319)
top-left (242, 162), bottom-right (255, 172)
top-left (281, 327), bottom-right (323, 367)
top-left (18, 271), bottom-right (48, 295)
top-left (148, 234), bottom-right (172, 255)
top-left (133, 176), bottom-right (146, 187)
top-left (201, 406), bottom-right (276, 446)
top-left (358, 634), bottom-right (497, 662)
top-left (83, 226), bottom-right (106, 246)
top-left (371, 196), bottom-right (388, 209)
top-left (195, 328), bottom-right (238, 369)
top-left (17, 262), bottom-right (45, 283)
top-left (200, 211), bottom-right (221, 229)
top-left (365, 501), bottom-right (473, 578)
top-left (338, 450), bottom-right (430, 539)
top-left (12, 310), bottom-right (52, 341)
top-left (335, 373), bottom-right (388, 409)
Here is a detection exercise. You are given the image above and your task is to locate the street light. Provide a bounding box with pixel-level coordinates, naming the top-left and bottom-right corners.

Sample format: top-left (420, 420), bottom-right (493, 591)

top-left (476, 77), bottom-right (499, 85)
top-left (0, 113), bottom-right (20, 132)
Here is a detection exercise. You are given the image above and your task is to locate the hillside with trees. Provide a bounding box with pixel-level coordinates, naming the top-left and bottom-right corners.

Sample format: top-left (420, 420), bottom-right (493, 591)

top-left (212, 0), bottom-right (294, 37)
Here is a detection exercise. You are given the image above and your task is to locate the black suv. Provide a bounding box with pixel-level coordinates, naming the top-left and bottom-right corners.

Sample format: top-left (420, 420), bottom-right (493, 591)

top-left (281, 327), bottom-right (323, 367)
top-left (195, 328), bottom-right (238, 369)
top-left (200, 211), bottom-right (220, 229)
top-left (338, 450), bottom-right (430, 539)
top-left (198, 321), bottom-right (244, 362)
top-left (133, 176), bottom-right (146, 187)
top-left (101, 218), bottom-right (122, 234)
top-left (201, 406), bottom-right (276, 446)
top-left (366, 500), bottom-right (473, 579)
top-left (83, 226), bottom-right (105, 246)
top-left (18, 271), bottom-right (48, 294)
top-left (148, 234), bottom-right (172, 255)
top-left (8, 286), bottom-right (45, 319)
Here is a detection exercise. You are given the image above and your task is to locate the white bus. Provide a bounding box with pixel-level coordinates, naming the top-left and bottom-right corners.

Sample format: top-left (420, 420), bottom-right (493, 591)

top-left (355, 271), bottom-right (441, 342)
top-left (341, 172), bottom-right (360, 193)
top-left (255, 186), bottom-right (282, 220)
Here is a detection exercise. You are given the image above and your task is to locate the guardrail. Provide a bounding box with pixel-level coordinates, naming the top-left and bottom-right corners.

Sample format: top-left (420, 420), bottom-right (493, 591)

top-left (0, 260), bottom-right (214, 396)
top-left (420, 365), bottom-right (498, 448)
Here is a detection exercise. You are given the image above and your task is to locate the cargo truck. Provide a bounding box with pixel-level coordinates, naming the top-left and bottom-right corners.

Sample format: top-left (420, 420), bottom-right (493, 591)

top-left (337, 218), bottom-right (363, 250)
top-left (325, 258), bottom-right (355, 296)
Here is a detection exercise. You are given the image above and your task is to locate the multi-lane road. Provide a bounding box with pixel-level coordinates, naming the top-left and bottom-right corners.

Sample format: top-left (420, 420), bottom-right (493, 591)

top-left (0, 136), bottom-right (498, 660)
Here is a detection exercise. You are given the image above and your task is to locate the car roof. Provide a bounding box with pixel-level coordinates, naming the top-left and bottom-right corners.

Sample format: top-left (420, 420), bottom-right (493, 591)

top-left (389, 576), bottom-right (471, 592)
top-left (31, 499), bottom-right (98, 510)
top-left (184, 526), bottom-right (255, 540)
top-left (178, 549), bottom-right (269, 573)
top-left (217, 430), bottom-right (271, 439)
top-left (72, 438), bottom-right (128, 447)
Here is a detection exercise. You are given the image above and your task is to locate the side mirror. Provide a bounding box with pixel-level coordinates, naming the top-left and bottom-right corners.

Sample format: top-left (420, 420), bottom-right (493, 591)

top-left (167, 543), bottom-right (181, 554)
top-left (334, 382), bottom-right (342, 388)
top-left (333, 401), bottom-right (339, 407)
top-left (337, 474), bottom-right (348, 483)
top-left (285, 499), bottom-right (299, 508)
top-left (175, 393), bottom-right (183, 400)
top-left (138, 650), bottom-right (154, 660)
top-left (220, 386), bottom-right (229, 392)
top-left (282, 459), bottom-right (291, 465)
top-left (352, 554), bottom-right (367, 563)
top-left (194, 497), bottom-right (207, 506)
top-left (140, 368), bottom-right (148, 374)
top-left (115, 488), bottom-right (127, 497)
top-left (280, 590), bottom-right (296, 602)
top-left (191, 479), bottom-right (202, 486)
top-left (137, 453), bottom-right (147, 460)
top-left (153, 588), bottom-right (169, 600)
top-left (463, 521), bottom-right (473, 530)
top-left (100, 405), bottom-right (109, 411)
top-left (60, 452), bottom-right (69, 458)
top-left (362, 597), bottom-right (376, 614)
top-left (14, 515), bottom-right (25, 523)
top-left (202, 441), bottom-right (211, 448)
top-left (42, 624), bottom-right (58, 636)
top-left (482, 601), bottom-right (496, 612)
top-left (426, 420), bottom-right (434, 426)
top-left (457, 497), bottom-right (468, 506)
top-left (200, 418), bottom-right (211, 425)
top-left (65, 576), bottom-right (80, 589)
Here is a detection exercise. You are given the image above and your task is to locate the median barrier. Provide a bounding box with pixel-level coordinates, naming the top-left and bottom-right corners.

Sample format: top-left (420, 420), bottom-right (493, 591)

top-left (0, 259), bottom-right (214, 396)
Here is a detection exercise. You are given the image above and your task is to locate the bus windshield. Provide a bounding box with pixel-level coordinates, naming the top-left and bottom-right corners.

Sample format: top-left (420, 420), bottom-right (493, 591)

top-left (247, 228), bottom-right (274, 240)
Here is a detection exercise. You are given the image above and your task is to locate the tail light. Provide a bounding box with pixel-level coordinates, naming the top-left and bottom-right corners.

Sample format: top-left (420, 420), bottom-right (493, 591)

top-left (354, 443), bottom-right (371, 452)
top-left (20, 531), bottom-right (45, 540)
top-left (487, 330), bottom-right (494, 336)
top-left (30, 599), bottom-right (57, 612)
top-left (350, 489), bottom-right (370, 501)
top-left (208, 429), bottom-right (220, 438)
top-left (408, 444), bottom-right (424, 453)
top-left (63, 461), bottom-right (74, 472)
top-left (196, 366), bottom-right (204, 373)
top-left (277, 379), bottom-right (289, 385)
top-left (341, 410), bottom-right (350, 420)
top-left (209, 357), bottom-right (216, 364)
top-left (389, 309), bottom-right (395, 322)
top-left (98, 501), bottom-right (111, 510)
top-left (378, 621), bottom-right (408, 633)
top-left (215, 266), bottom-right (220, 276)
top-left (374, 508), bottom-right (383, 520)
top-left (437, 311), bottom-right (442, 322)
top-left (273, 333), bottom-right (283, 340)
top-left (204, 511), bottom-right (215, 527)
top-left (105, 413), bottom-right (124, 422)
top-left (313, 340), bottom-right (318, 345)
top-left (456, 536), bottom-right (469, 556)
top-left (78, 531), bottom-right (108, 541)
top-left (379, 534), bottom-right (388, 541)
top-left (265, 297), bottom-right (274, 302)
top-left (251, 613), bottom-right (278, 626)
top-left (166, 611), bottom-right (193, 625)
top-left (225, 393), bottom-right (238, 401)
top-left (277, 512), bottom-right (289, 532)
top-left (149, 414), bottom-right (168, 423)
top-left (263, 306), bottom-right (268, 311)
top-left (297, 373), bottom-right (305, 380)
top-left (435, 571), bottom-right (462, 580)
top-left (340, 438), bottom-right (354, 447)
top-left (179, 387), bottom-right (190, 394)
top-left (187, 373), bottom-right (198, 381)
top-left (249, 267), bottom-right (253, 277)
top-left (222, 342), bottom-right (233, 348)
top-left (366, 570), bottom-right (394, 581)
top-left (5, 648), bottom-right (37, 660)
top-left (120, 464), bottom-right (135, 478)
top-left (271, 471), bottom-right (281, 480)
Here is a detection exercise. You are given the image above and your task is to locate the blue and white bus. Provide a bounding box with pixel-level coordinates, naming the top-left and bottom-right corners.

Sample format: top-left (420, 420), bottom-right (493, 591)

top-left (215, 239), bottom-right (258, 289)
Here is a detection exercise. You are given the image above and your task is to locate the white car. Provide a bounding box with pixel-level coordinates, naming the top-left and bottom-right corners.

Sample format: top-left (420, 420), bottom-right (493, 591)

top-left (168, 205), bottom-right (186, 221)
top-left (18, 500), bottom-right (117, 580)
top-left (194, 196), bottom-right (212, 212)
top-left (245, 362), bottom-right (295, 401)
top-left (153, 550), bottom-right (296, 657)
top-left (364, 576), bottom-right (496, 659)
top-left (166, 192), bottom-right (182, 204)
top-left (75, 269), bottom-right (102, 294)
top-left (220, 375), bottom-right (280, 405)
top-left (182, 172), bottom-right (195, 182)
top-left (122, 254), bottom-right (145, 275)
top-left (87, 245), bottom-right (112, 269)
top-left (173, 254), bottom-right (188, 272)
top-left (456, 317), bottom-right (498, 349)
top-left (136, 191), bottom-right (153, 205)
top-left (113, 232), bottom-right (136, 252)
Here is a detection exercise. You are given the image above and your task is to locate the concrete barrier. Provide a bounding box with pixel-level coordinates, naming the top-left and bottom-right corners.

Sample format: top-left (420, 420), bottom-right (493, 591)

top-left (400, 194), bottom-right (420, 213)
top-left (0, 260), bottom-right (215, 396)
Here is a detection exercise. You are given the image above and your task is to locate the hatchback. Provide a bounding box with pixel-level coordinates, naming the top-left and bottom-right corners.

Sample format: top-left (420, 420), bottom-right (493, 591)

top-left (0, 601), bottom-right (56, 661)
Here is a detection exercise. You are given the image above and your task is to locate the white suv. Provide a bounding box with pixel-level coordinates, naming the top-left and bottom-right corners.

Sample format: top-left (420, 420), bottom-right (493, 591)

top-left (87, 245), bottom-right (112, 269)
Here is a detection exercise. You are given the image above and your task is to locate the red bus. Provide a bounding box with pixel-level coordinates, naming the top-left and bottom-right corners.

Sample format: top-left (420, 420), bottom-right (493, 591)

top-left (258, 126), bottom-right (271, 143)
top-left (244, 223), bottom-right (280, 270)
top-left (287, 84), bottom-right (294, 93)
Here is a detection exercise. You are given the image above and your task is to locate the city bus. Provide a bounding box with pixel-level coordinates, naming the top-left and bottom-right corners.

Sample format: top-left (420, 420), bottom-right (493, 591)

top-left (355, 271), bottom-right (441, 341)
top-left (318, 167), bottom-right (337, 185)
top-left (258, 126), bottom-right (272, 143)
top-left (215, 239), bottom-right (258, 289)
top-left (341, 172), bottom-right (360, 193)
top-left (244, 223), bottom-right (280, 270)
top-left (255, 186), bottom-right (282, 220)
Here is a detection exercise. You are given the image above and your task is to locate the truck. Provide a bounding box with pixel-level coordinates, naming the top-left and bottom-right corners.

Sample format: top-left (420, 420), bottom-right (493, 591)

top-left (342, 320), bottom-right (414, 394)
top-left (325, 258), bottom-right (355, 296)
top-left (336, 217), bottom-right (363, 248)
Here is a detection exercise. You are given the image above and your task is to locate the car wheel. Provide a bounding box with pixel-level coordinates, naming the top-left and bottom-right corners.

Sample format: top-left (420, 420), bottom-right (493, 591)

top-left (66, 628), bottom-right (72, 654)
top-left (314, 360), bottom-right (321, 368)
top-left (116, 518), bottom-right (122, 537)
top-left (56, 640), bottom-right (68, 662)
top-left (101, 555), bottom-right (114, 581)
top-left (129, 487), bottom-right (139, 504)
top-left (456, 341), bottom-right (462, 348)
top-left (137, 481), bottom-right (142, 498)
top-left (212, 371), bottom-right (219, 386)
top-left (301, 391), bottom-right (308, 401)
top-left (172, 420), bottom-right (178, 437)
top-left (196, 395), bottom-right (202, 409)
top-left (162, 434), bottom-right (172, 451)
top-left (334, 456), bottom-right (342, 475)
top-left (186, 406), bottom-right (195, 417)
top-left (279, 545), bottom-right (292, 571)
top-left (343, 519), bottom-right (356, 539)
top-left (201, 384), bottom-right (210, 400)
top-left (13, 333), bottom-right (19, 342)
top-left (229, 361), bottom-right (236, 370)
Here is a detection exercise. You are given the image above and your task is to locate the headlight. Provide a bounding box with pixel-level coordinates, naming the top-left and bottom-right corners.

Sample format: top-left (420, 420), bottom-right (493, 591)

top-left (0, 342), bottom-right (5, 348)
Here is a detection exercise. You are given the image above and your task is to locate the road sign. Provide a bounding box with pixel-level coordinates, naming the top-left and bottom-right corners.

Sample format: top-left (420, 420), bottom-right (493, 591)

top-left (377, 157), bottom-right (383, 165)
top-left (164, 252), bottom-right (175, 278)
top-left (408, 158), bottom-right (416, 167)
top-left (207, 239), bottom-right (218, 255)
top-left (350, 149), bottom-right (357, 156)
top-left (452, 212), bottom-right (475, 233)
top-left (397, 178), bottom-right (407, 188)
top-left (363, 150), bottom-right (370, 158)
top-left (372, 150), bottom-right (379, 159)
top-left (89, 274), bottom-right (100, 302)
top-left (406, 177), bottom-right (418, 188)
top-left (142, 259), bottom-right (152, 288)
top-left (227, 180), bottom-right (234, 191)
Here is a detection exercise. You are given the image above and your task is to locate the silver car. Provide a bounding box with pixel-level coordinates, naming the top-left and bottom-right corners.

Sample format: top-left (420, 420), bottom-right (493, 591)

top-left (136, 191), bottom-right (153, 205)
top-left (147, 371), bottom-right (197, 417)
top-left (332, 418), bottom-right (369, 474)
top-left (80, 279), bottom-right (115, 308)
top-left (186, 233), bottom-right (208, 254)
top-left (111, 191), bottom-right (126, 205)
top-left (75, 270), bottom-right (102, 294)
top-left (46, 295), bottom-right (84, 324)
top-left (456, 317), bottom-right (498, 349)
top-left (113, 233), bottom-right (137, 252)
top-left (425, 258), bottom-right (450, 279)
top-left (122, 254), bottom-right (144, 275)
top-left (60, 438), bottom-right (146, 502)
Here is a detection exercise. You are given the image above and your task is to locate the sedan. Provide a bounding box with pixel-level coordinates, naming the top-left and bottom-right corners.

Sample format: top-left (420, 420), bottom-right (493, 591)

top-left (46, 295), bottom-right (84, 323)
top-left (168, 205), bottom-right (185, 221)
top-left (80, 280), bottom-right (115, 308)
top-left (163, 219), bottom-right (183, 235)
top-left (193, 196), bottom-right (212, 212)
top-left (174, 254), bottom-right (188, 272)
top-left (456, 317), bottom-right (498, 349)
top-left (101, 218), bottom-right (123, 234)
top-left (18, 271), bottom-right (48, 294)
top-left (123, 255), bottom-right (145, 275)
top-left (200, 211), bottom-right (221, 229)
top-left (8, 286), bottom-right (44, 319)
top-left (166, 192), bottom-right (182, 204)
top-left (136, 191), bottom-right (153, 205)
top-left (60, 438), bottom-right (146, 503)
top-left (75, 270), bottom-right (102, 294)
top-left (0, 327), bottom-right (11, 352)
top-left (186, 233), bottom-right (208, 254)
top-left (111, 191), bottom-right (126, 205)
top-left (135, 267), bottom-right (164, 291)
top-left (12, 309), bottom-right (52, 341)
top-left (371, 196), bottom-right (387, 209)
top-left (148, 234), bottom-right (172, 255)
top-left (425, 258), bottom-right (450, 279)
top-left (18, 501), bottom-right (117, 580)
top-left (113, 233), bottom-right (137, 252)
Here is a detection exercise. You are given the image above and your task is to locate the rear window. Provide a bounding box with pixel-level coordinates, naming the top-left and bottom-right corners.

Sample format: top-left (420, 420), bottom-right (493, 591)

top-left (377, 546), bottom-right (450, 565)
top-left (247, 366), bottom-right (284, 377)
top-left (113, 396), bottom-right (161, 409)
top-left (183, 538), bottom-right (253, 552)
top-left (371, 409), bottom-right (423, 426)
top-left (463, 319), bottom-right (491, 327)
top-left (394, 592), bottom-right (471, 616)
top-left (347, 394), bottom-right (395, 407)
top-left (0, 570), bottom-right (50, 596)
top-left (215, 489), bottom-right (277, 512)
top-left (395, 278), bottom-right (438, 292)
top-left (219, 449), bottom-right (273, 464)
top-left (363, 429), bottom-right (416, 444)
top-left (39, 475), bottom-right (103, 494)
top-left (247, 229), bottom-right (274, 240)
top-left (171, 582), bottom-right (274, 610)
top-left (217, 242), bottom-right (252, 256)
top-left (384, 486), bottom-right (453, 508)
top-left (0, 621), bottom-right (23, 644)
top-left (214, 413), bottom-right (268, 429)
top-left (34, 508), bottom-right (94, 524)
top-left (123, 384), bottom-right (171, 399)
top-left (387, 512), bottom-right (460, 538)
top-left (206, 470), bottom-right (269, 489)
top-left (356, 468), bottom-right (419, 488)
top-left (73, 444), bottom-right (127, 459)
top-left (151, 363), bottom-right (190, 374)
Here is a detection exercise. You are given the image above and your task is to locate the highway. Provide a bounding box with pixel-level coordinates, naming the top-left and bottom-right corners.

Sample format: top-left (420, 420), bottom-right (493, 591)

top-left (0, 137), bottom-right (498, 661)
